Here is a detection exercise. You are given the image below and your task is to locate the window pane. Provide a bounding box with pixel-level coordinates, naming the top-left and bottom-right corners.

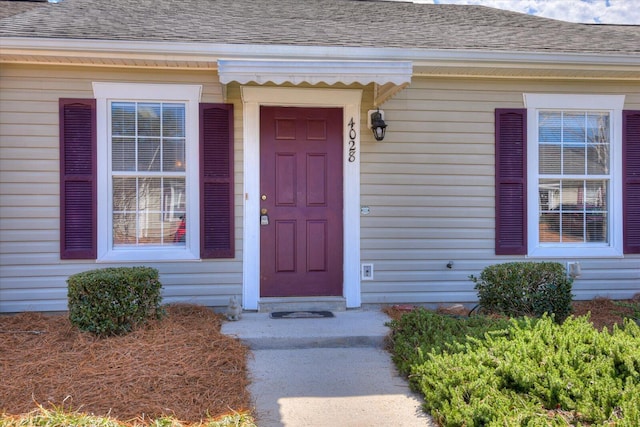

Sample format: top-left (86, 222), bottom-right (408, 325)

top-left (587, 113), bottom-right (609, 144)
top-left (563, 112), bottom-right (586, 143)
top-left (558, 180), bottom-right (584, 242)
top-left (563, 146), bottom-right (586, 174)
top-left (562, 211), bottom-right (585, 241)
top-left (539, 111), bottom-right (561, 142)
top-left (586, 114), bottom-right (610, 175)
top-left (539, 179), bottom-right (560, 243)
top-left (163, 104), bottom-right (185, 137)
top-left (138, 177), bottom-right (162, 212)
top-left (587, 143), bottom-right (609, 175)
top-left (163, 139), bottom-right (186, 172)
top-left (539, 179), bottom-right (559, 211)
top-left (587, 212), bottom-right (607, 242)
top-left (112, 102), bottom-right (135, 135)
top-left (126, 178), bottom-right (161, 246)
top-left (539, 144), bottom-right (561, 174)
top-left (138, 103), bottom-right (161, 136)
top-left (585, 180), bottom-right (607, 243)
top-left (561, 180), bottom-right (583, 206)
top-left (138, 211), bottom-right (163, 244)
top-left (112, 177), bottom-right (137, 246)
top-left (113, 177), bottom-right (137, 212)
top-left (163, 178), bottom-right (186, 217)
top-left (113, 213), bottom-right (137, 245)
top-left (138, 138), bottom-right (161, 172)
top-left (112, 137), bottom-right (136, 171)
top-left (586, 180), bottom-right (607, 210)
top-left (164, 178), bottom-right (186, 245)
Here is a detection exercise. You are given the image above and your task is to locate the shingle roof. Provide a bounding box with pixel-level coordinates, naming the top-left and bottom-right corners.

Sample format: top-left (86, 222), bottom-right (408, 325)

top-left (1, 0), bottom-right (639, 55)
top-left (0, 0), bottom-right (47, 20)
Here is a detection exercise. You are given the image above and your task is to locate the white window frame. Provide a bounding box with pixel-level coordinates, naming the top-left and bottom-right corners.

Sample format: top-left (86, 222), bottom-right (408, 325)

top-left (93, 83), bottom-right (202, 262)
top-left (523, 93), bottom-right (625, 258)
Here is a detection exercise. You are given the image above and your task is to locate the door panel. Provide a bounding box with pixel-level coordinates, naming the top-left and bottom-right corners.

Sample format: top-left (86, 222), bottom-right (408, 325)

top-left (276, 154), bottom-right (296, 205)
top-left (307, 154), bottom-right (327, 205)
top-left (260, 107), bottom-right (343, 297)
top-left (307, 220), bottom-right (328, 271)
top-left (275, 221), bottom-right (296, 272)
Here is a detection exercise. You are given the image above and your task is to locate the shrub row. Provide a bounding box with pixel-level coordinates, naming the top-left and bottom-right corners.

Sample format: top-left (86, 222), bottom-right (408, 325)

top-left (386, 308), bottom-right (513, 376)
top-left (388, 311), bottom-right (640, 426)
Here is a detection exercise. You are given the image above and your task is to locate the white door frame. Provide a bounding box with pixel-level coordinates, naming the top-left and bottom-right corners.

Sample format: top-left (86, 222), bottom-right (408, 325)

top-left (241, 86), bottom-right (363, 310)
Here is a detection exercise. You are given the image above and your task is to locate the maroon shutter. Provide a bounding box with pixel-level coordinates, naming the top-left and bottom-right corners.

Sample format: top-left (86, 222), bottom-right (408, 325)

top-left (200, 103), bottom-right (234, 258)
top-left (59, 99), bottom-right (97, 259)
top-left (623, 110), bottom-right (640, 254)
top-left (495, 109), bottom-right (527, 255)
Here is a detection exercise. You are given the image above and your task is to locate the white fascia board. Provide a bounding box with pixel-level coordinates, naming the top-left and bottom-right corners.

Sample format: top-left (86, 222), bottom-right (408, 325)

top-left (218, 59), bottom-right (412, 85)
top-left (2, 37), bottom-right (639, 71)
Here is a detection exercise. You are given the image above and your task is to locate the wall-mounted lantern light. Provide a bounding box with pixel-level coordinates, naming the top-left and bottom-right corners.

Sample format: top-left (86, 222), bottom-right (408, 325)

top-left (368, 108), bottom-right (387, 141)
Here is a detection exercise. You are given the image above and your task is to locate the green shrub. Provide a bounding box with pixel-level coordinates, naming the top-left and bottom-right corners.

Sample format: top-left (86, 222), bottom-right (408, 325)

top-left (386, 308), bottom-right (514, 377)
top-left (67, 266), bottom-right (164, 336)
top-left (470, 261), bottom-right (573, 322)
top-left (408, 315), bottom-right (640, 426)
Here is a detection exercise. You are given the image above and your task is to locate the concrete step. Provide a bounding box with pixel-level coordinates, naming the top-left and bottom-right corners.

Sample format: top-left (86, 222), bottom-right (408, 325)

top-left (221, 309), bottom-right (391, 350)
top-left (257, 296), bottom-right (347, 313)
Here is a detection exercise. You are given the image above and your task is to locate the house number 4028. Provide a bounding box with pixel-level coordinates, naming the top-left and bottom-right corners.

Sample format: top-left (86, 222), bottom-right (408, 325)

top-left (348, 117), bottom-right (357, 162)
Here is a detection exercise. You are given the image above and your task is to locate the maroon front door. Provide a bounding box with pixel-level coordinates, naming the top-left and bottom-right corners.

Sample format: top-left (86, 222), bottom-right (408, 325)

top-left (260, 106), bottom-right (343, 297)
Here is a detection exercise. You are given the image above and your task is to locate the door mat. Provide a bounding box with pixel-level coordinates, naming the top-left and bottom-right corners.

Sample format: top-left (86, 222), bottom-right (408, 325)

top-left (270, 311), bottom-right (335, 319)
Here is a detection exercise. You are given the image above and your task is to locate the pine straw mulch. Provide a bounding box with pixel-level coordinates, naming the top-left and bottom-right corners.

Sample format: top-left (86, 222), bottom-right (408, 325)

top-left (0, 304), bottom-right (251, 424)
top-left (572, 294), bottom-right (640, 330)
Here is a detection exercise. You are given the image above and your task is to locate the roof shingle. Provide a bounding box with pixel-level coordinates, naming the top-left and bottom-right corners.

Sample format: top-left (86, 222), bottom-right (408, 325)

top-left (1, 0), bottom-right (639, 55)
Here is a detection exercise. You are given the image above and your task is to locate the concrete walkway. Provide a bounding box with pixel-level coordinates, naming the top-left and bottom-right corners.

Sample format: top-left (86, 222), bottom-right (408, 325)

top-left (222, 310), bottom-right (435, 426)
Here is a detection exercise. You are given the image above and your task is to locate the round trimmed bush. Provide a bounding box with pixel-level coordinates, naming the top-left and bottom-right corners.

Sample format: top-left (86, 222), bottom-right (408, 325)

top-left (470, 261), bottom-right (573, 322)
top-left (67, 266), bottom-right (164, 336)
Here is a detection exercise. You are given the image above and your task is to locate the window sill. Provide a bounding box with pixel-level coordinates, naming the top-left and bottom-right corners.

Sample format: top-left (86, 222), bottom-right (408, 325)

top-left (527, 245), bottom-right (623, 258)
top-left (97, 247), bottom-right (201, 263)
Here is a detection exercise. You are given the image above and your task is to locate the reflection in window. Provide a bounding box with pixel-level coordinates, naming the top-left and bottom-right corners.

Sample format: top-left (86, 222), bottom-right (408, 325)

top-left (538, 111), bottom-right (610, 244)
top-left (111, 102), bottom-right (186, 247)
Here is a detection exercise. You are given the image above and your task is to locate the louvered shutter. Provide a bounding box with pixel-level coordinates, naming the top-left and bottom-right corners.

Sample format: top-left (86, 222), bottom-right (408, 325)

top-left (59, 99), bottom-right (97, 259)
top-left (623, 110), bottom-right (640, 254)
top-left (200, 103), bottom-right (235, 258)
top-left (495, 109), bottom-right (527, 255)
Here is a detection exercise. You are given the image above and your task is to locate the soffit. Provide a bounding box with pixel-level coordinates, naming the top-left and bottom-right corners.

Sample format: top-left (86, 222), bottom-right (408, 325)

top-left (218, 59), bottom-right (412, 106)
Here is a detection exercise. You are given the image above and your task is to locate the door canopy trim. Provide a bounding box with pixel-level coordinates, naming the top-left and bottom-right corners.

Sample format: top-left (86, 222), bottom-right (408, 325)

top-left (219, 59), bottom-right (411, 106)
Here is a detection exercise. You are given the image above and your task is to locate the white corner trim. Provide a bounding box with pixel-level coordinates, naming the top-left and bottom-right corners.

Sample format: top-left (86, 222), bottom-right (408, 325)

top-left (241, 86), bottom-right (363, 310)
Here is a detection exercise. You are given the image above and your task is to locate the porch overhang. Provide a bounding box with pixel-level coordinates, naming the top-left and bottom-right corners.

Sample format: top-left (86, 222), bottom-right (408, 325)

top-left (218, 59), bottom-right (412, 106)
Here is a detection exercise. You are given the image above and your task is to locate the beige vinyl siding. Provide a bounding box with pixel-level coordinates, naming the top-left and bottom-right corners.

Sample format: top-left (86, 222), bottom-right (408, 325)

top-left (0, 64), bottom-right (244, 312)
top-left (359, 77), bottom-right (640, 305)
top-left (2, 63), bottom-right (639, 312)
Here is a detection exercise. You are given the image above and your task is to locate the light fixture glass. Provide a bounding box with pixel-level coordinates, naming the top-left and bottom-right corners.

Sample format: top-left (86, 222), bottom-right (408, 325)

top-left (370, 109), bottom-right (387, 141)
